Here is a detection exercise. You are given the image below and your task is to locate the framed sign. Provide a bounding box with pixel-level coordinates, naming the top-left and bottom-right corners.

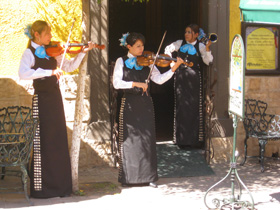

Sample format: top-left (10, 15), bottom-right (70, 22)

top-left (241, 22), bottom-right (280, 75)
top-left (228, 34), bottom-right (245, 118)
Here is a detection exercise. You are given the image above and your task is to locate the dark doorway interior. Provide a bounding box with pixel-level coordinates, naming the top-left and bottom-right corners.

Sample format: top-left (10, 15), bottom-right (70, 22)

top-left (109, 0), bottom-right (202, 141)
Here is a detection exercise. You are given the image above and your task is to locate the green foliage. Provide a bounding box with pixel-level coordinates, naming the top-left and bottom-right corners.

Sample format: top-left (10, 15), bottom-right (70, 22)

top-left (74, 190), bottom-right (86, 196)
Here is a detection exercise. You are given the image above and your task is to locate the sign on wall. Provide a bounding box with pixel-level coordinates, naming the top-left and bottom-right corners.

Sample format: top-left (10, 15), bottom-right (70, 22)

top-left (246, 27), bottom-right (276, 70)
top-left (228, 34), bottom-right (245, 118)
top-left (242, 22), bottom-right (280, 75)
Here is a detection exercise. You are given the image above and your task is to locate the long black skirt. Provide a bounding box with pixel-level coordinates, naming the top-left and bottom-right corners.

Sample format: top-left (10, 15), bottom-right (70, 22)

top-left (30, 86), bottom-right (72, 198)
top-left (118, 93), bottom-right (158, 184)
top-left (174, 68), bottom-right (203, 146)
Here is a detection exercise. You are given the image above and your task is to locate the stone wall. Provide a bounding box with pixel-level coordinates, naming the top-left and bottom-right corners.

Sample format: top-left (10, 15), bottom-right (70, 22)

top-left (0, 76), bottom-right (113, 168)
top-left (240, 76), bottom-right (280, 157)
top-left (211, 76), bottom-right (280, 164)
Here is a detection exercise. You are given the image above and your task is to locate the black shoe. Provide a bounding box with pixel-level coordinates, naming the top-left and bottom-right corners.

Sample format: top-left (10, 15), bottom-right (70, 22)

top-left (149, 182), bottom-right (158, 188)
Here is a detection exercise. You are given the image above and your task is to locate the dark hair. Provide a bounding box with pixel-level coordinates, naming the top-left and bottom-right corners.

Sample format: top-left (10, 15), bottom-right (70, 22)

top-left (186, 24), bottom-right (199, 34)
top-left (126, 32), bottom-right (145, 47)
top-left (27, 20), bottom-right (49, 47)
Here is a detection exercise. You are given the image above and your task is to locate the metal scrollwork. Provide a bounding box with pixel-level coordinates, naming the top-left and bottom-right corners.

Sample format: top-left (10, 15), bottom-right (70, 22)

top-left (203, 62), bottom-right (217, 163)
top-left (241, 99), bottom-right (280, 172)
top-left (0, 106), bottom-right (38, 202)
top-left (204, 115), bottom-right (254, 210)
top-left (109, 62), bottom-right (120, 168)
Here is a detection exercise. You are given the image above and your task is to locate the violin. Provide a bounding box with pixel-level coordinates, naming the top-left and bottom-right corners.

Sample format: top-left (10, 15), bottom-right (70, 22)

top-left (136, 51), bottom-right (193, 68)
top-left (45, 41), bottom-right (105, 57)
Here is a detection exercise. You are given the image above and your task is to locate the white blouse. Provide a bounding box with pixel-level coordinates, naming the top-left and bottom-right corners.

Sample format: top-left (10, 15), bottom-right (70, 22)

top-left (164, 40), bottom-right (213, 66)
top-left (18, 41), bottom-right (86, 80)
top-left (113, 52), bottom-right (175, 89)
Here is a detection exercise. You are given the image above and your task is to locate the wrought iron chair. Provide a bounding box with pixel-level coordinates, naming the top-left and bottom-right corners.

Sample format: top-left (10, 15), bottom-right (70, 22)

top-left (241, 99), bottom-right (280, 172)
top-left (0, 106), bottom-right (38, 201)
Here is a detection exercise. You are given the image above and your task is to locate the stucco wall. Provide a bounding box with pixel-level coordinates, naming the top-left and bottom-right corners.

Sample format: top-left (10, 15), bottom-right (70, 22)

top-left (0, 0), bottom-right (83, 76)
top-left (230, 0), bottom-right (242, 50)
top-left (0, 0), bottom-right (113, 168)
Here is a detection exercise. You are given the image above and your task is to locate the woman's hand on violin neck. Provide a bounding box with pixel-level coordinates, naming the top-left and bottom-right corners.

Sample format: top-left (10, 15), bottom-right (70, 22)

top-left (133, 82), bottom-right (148, 92)
top-left (52, 69), bottom-right (64, 80)
top-left (82, 41), bottom-right (96, 53)
top-left (171, 57), bottom-right (184, 72)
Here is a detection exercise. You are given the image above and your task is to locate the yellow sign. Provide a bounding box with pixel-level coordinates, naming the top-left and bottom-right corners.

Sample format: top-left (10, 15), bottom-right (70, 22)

top-left (246, 28), bottom-right (276, 70)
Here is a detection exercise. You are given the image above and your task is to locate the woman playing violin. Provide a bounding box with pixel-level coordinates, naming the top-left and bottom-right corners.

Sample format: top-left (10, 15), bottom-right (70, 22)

top-left (164, 24), bottom-right (213, 149)
top-left (113, 32), bottom-right (183, 188)
top-left (18, 20), bottom-right (95, 198)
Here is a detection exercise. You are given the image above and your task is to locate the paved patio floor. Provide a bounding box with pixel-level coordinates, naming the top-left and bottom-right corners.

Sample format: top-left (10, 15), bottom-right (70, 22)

top-left (1, 156), bottom-right (280, 210)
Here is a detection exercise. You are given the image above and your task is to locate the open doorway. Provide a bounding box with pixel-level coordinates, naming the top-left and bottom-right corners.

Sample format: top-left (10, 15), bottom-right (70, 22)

top-left (108, 0), bottom-right (202, 141)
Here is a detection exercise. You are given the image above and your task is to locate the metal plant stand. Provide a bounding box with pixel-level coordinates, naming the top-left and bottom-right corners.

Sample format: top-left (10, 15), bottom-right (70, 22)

top-left (204, 114), bottom-right (254, 210)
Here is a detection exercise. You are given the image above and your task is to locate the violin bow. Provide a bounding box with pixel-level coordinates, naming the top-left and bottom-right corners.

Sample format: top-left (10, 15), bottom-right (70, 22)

top-left (59, 18), bottom-right (76, 70)
top-left (145, 30), bottom-right (167, 85)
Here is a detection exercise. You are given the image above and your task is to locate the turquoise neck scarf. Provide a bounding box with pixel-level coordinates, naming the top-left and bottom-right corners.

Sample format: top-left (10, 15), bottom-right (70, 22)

top-left (125, 57), bottom-right (143, 70)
